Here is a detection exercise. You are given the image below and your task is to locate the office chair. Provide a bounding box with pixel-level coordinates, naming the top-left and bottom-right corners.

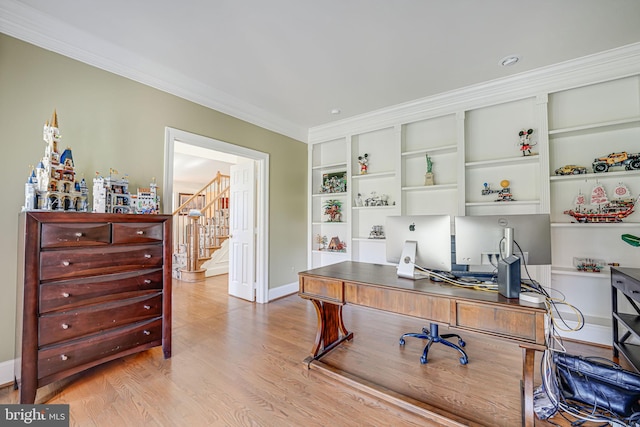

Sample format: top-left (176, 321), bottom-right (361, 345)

top-left (399, 322), bottom-right (468, 365)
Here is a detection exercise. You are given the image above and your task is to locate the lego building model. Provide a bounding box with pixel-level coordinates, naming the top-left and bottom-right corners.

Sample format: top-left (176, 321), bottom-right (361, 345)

top-left (93, 170), bottom-right (160, 214)
top-left (93, 170), bottom-right (132, 214)
top-left (132, 179), bottom-right (160, 214)
top-left (22, 110), bottom-right (89, 212)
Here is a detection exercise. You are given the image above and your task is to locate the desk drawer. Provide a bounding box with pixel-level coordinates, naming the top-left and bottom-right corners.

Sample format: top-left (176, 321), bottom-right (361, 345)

top-left (454, 301), bottom-right (545, 345)
top-left (39, 293), bottom-right (163, 346)
top-left (299, 276), bottom-right (344, 303)
top-left (41, 223), bottom-right (111, 248)
top-left (40, 244), bottom-right (163, 280)
top-left (38, 318), bottom-right (162, 380)
top-left (345, 283), bottom-right (450, 323)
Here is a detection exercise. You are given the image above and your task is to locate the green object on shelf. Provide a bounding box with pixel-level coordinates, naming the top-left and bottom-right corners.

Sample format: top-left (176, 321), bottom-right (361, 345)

top-left (622, 234), bottom-right (640, 247)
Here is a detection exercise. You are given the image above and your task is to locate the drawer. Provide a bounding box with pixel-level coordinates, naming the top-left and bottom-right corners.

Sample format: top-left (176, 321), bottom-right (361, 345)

top-left (299, 276), bottom-right (344, 303)
top-left (41, 223), bottom-right (111, 248)
top-left (39, 269), bottom-right (163, 313)
top-left (454, 301), bottom-right (545, 345)
top-left (38, 318), bottom-right (162, 381)
top-left (39, 293), bottom-right (163, 346)
top-left (112, 223), bottom-right (163, 244)
top-left (344, 282), bottom-right (450, 323)
top-left (40, 244), bottom-right (163, 281)
top-left (612, 271), bottom-right (640, 302)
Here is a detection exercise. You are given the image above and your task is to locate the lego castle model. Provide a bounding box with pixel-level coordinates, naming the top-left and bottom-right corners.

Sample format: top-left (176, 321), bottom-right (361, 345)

top-left (23, 110), bottom-right (89, 212)
top-left (93, 170), bottom-right (159, 214)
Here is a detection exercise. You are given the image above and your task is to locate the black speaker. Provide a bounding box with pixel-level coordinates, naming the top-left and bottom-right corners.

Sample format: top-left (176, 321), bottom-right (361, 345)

top-left (498, 255), bottom-right (521, 298)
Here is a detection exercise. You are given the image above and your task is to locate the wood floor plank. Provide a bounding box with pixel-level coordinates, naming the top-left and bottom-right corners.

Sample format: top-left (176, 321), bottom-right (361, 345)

top-left (0, 274), bottom-right (626, 426)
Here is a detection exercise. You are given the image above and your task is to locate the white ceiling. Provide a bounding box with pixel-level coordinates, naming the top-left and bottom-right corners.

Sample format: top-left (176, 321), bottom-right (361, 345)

top-left (2, 0), bottom-right (640, 142)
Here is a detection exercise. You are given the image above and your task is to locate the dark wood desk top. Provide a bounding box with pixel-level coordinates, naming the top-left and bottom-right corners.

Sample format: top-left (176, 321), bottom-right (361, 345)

top-left (300, 261), bottom-right (546, 311)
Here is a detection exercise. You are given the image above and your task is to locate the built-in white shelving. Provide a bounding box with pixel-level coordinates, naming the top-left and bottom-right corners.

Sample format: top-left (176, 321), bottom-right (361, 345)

top-left (308, 69), bottom-right (640, 345)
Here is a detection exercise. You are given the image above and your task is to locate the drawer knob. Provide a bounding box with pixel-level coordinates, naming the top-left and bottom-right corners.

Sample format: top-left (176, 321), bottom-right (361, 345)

top-left (143, 330), bottom-right (151, 336)
top-left (144, 279), bottom-right (152, 284)
top-left (144, 254), bottom-right (152, 259)
top-left (74, 232), bottom-right (83, 238)
top-left (137, 230), bottom-right (145, 235)
top-left (60, 354), bottom-right (68, 361)
top-left (62, 292), bottom-right (70, 298)
top-left (62, 261), bottom-right (70, 267)
top-left (61, 323), bottom-right (70, 330)
top-left (143, 305), bottom-right (151, 310)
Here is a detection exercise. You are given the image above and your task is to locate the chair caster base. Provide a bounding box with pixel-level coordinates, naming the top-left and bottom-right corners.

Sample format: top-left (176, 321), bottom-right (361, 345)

top-left (399, 322), bottom-right (469, 365)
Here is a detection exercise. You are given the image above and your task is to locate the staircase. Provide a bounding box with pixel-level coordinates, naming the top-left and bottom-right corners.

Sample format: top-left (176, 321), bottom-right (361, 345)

top-left (172, 171), bottom-right (230, 282)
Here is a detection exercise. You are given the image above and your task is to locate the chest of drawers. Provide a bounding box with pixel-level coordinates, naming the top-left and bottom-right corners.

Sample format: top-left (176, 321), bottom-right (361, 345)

top-left (15, 212), bottom-right (172, 404)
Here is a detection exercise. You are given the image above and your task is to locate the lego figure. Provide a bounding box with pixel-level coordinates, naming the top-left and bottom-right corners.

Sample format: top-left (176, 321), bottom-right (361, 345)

top-left (358, 153), bottom-right (368, 174)
top-left (519, 129), bottom-right (536, 156)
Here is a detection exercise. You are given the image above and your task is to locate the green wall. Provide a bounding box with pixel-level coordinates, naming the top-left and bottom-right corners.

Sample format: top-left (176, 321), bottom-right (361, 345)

top-left (0, 34), bottom-right (308, 364)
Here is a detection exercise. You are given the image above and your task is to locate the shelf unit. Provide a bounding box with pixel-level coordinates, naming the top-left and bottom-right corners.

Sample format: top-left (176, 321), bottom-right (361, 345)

top-left (307, 71), bottom-right (640, 345)
top-left (308, 138), bottom-right (350, 267)
top-left (544, 76), bottom-right (640, 344)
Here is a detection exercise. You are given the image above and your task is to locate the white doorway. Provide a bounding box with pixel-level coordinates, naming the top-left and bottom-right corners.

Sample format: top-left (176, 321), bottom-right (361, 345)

top-left (163, 127), bottom-right (270, 303)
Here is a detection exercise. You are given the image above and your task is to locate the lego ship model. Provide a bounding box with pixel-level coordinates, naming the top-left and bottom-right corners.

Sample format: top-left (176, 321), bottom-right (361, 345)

top-left (564, 182), bottom-right (637, 223)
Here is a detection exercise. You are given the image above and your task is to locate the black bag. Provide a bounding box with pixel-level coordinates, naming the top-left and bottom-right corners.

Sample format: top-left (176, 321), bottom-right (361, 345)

top-left (553, 352), bottom-right (640, 417)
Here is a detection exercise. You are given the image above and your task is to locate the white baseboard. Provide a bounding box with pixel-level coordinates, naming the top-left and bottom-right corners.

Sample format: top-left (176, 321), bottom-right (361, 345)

top-left (268, 281), bottom-right (298, 301)
top-left (0, 358), bottom-right (14, 387)
top-left (557, 321), bottom-right (612, 347)
top-left (205, 265), bottom-right (229, 277)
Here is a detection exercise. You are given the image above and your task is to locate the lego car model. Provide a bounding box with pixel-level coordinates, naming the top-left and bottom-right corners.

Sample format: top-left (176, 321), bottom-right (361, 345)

top-left (554, 165), bottom-right (587, 175)
top-left (592, 151), bottom-right (640, 173)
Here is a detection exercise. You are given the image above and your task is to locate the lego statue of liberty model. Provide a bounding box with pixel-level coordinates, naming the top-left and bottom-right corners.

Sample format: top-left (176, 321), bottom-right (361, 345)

top-left (425, 153), bottom-right (435, 186)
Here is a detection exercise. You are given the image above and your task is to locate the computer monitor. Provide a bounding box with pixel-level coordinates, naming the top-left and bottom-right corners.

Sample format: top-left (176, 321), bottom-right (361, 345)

top-left (454, 214), bottom-right (551, 268)
top-left (385, 215), bottom-right (452, 279)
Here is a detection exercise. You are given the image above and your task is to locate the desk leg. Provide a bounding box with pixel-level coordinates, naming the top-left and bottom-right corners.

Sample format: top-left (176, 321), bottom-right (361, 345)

top-left (522, 347), bottom-right (536, 427)
top-left (304, 299), bottom-right (353, 367)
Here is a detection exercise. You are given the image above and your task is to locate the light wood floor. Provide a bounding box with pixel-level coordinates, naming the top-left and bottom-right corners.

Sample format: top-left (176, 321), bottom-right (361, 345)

top-left (0, 275), bottom-right (623, 426)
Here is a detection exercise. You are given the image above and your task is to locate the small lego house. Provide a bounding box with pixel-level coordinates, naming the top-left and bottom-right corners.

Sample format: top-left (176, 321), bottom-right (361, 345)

top-left (92, 170), bottom-right (133, 214)
top-left (22, 110), bottom-right (88, 212)
top-left (131, 179), bottom-right (160, 214)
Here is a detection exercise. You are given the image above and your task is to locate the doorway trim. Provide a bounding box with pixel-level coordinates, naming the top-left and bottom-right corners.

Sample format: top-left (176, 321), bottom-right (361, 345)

top-left (163, 127), bottom-right (270, 304)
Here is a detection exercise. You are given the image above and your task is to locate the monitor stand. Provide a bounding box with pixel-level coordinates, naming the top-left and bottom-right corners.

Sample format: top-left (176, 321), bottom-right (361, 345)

top-left (397, 240), bottom-right (418, 279)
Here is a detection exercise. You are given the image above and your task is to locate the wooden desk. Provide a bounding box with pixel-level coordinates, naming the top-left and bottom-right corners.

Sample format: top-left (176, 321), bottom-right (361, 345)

top-left (298, 261), bottom-right (547, 427)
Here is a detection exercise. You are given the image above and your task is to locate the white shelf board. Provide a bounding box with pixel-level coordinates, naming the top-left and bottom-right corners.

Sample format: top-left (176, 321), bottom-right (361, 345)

top-left (549, 116), bottom-right (640, 136)
top-left (352, 205), bottom-right (397, 210)
top-left (465, 200), bottom-right (540, 207)
top-left (550, 170), bottom-right (640, 182)
top-left (312, 191), bottom-right (348, 197)
top-left (351, 171), bottom-right (395, 180)
top-left (551, 266), bottom-right (611, 278)
top-left (402, 183), bottom-right (456, 192)
top-left (551, 222), bottom-right (640, 228)
top-left (401, 144), bottom-right (457, 157)
top-left (311, 162), bottom-right (348, 171)
top-left (465, 155), bottom-right (539, 169)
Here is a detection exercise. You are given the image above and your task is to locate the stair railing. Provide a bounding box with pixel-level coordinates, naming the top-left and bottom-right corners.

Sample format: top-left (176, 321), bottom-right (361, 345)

top-left (171, 171), bottom-right (230, 275)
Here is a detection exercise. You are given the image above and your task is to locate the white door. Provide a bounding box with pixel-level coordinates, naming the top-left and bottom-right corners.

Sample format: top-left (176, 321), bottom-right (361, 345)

top-left (228, 161), bottom-right (256, 301)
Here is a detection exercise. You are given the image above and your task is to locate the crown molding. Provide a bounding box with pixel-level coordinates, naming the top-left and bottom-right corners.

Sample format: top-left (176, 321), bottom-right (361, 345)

top-left (308, 42), bottom-right (640, 143)
top-left (0, 0), bottom-right (308, 143)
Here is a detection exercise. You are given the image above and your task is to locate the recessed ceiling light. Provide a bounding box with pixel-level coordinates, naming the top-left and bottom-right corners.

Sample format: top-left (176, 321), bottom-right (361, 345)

top-left (330, 108), bottom-right (341, 115)
top-left (500, 55), bottom-right (521, 67)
